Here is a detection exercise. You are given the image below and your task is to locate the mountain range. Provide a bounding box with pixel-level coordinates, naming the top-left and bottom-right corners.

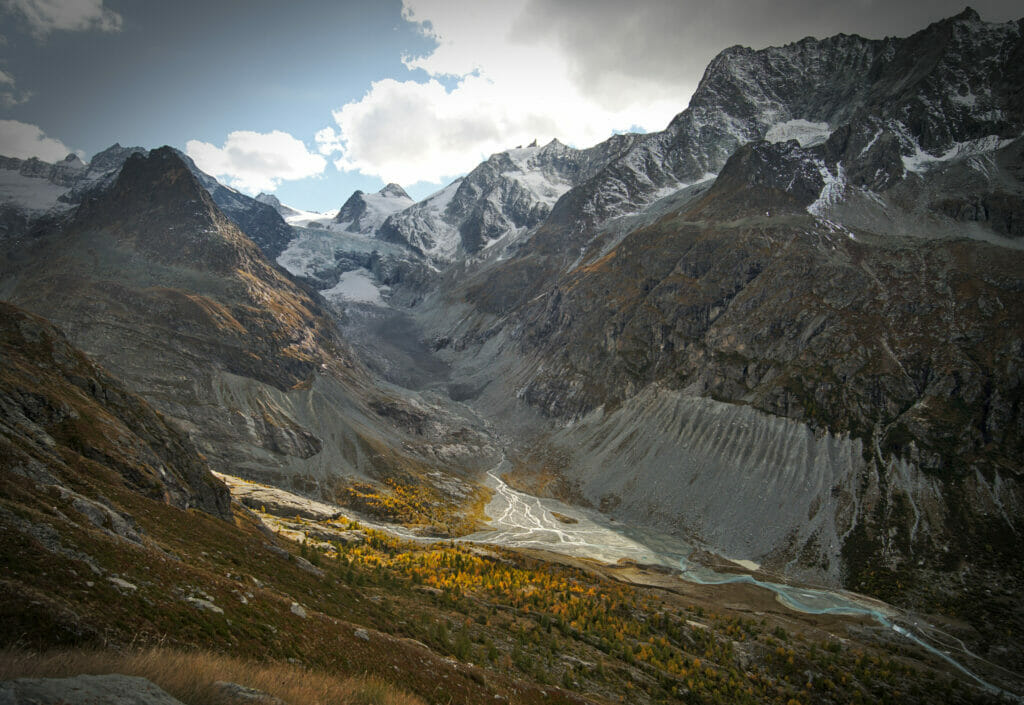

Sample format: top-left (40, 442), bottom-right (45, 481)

top-left (1, 7), bottom-right (1022, 702)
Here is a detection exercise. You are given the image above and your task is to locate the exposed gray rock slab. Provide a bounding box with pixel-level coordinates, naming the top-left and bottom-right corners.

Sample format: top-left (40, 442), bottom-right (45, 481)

top-left (0, 674), bottom-right (184, 705)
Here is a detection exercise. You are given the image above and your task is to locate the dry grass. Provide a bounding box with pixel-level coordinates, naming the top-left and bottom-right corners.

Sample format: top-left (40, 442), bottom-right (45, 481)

top-left (0, 647), bottom-right (426, 705)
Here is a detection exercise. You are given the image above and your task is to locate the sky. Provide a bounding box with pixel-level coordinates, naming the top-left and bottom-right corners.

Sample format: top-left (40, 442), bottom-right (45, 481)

top-left (0, 0), bottom-right (1020, 211)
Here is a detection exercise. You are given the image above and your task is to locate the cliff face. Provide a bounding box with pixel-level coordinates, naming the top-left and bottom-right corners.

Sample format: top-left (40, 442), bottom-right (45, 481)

top-left (505, 186), bottom-right (1024, 581)
top-left (512, 155), bottom-right (1024, 474)
top-left (458, 10), bottom-right (1023, 303)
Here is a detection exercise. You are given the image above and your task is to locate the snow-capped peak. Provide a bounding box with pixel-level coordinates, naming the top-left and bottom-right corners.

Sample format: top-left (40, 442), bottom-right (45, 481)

top-left (61, 154), bottom-right (87, 169)
top-left (333, 183), bottom-right (415, 235)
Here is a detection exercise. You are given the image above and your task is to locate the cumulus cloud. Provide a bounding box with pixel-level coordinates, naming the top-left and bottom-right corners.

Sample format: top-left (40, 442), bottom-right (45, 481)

top-left (4, 0), bottom-right (122, 35)
top-left (326, 76), bottom-right (571, 185)
top-left (185, 130), bottom-right (327, 194)
top-left (320, 0), bottom-right (684, 186)
top-left (0, 119), bottom-right (73, 161)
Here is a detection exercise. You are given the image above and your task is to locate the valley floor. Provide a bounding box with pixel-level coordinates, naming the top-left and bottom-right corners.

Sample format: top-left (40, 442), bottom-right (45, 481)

top-left (213, 469), bottom-right (1023, 702)
top-left (5, 442), bottom-right (1017, 705)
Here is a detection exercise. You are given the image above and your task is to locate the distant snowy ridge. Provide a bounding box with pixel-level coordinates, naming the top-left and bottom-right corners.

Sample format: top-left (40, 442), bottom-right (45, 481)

top-left (0, 146), bottom-right (141, 215)
top-left (0, 168), bottom-right (75, 213)
top-left (377, 137), bottom-right (648, 263)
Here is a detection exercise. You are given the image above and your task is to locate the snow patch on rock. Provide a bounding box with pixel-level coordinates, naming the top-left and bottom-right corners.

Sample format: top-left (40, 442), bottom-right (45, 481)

top-left (321, 268), bottom-right (387, 305)
top-left (334, 185), bottom-right (414, 235)
top-left (766, 119), bottom-right (832, 147)
top-left (0, 169), bottom-right (73, 213)
top-left (808, 161), bottom-right (848, 217)
top-left (901, 133), bottom-right (1018, 174)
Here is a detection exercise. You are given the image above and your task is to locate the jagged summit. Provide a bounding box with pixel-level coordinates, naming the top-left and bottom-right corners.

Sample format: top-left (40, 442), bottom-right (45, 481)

top-left (335, 189), bottom-right (365, 217)
top-left (333, 182), bottom-right (414, 235)
top-left (531, 6), bottom-right (1023, 230)
top-left (3, 144), bottom-right (342, 398)
top-left (88, 143), bottom-right (145, 172)
top-left (378, 183), bottom-right (410, 200)
top-left (377, 135), bottom-right (630, 260)
top-left (83, 146), bottom-right (219, 225)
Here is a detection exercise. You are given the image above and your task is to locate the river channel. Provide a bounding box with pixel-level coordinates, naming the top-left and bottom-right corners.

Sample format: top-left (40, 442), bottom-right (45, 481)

top-left (463, 470), bottom-right (1018, 699)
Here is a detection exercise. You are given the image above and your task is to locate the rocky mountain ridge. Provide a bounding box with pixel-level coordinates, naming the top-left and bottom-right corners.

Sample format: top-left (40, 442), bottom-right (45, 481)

top-left (387, 8), bottom-right (1024, 661)
top-left (0, 142), bottom-right (300, 264)
top-left (375, 137), bottom-right (645, 262)
top-left (443, 7), bottom-right (1024, 428)
top-left (274, 9), bottom-right (1020, 313)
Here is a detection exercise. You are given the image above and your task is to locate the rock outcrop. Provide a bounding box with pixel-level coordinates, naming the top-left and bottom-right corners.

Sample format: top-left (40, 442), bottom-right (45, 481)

top-left (0, 675), bottom-right (186, 705)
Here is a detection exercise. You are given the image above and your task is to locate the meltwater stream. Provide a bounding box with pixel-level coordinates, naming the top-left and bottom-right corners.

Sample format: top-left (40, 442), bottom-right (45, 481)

top-left (464, 471), bottom-right (1016, 699)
